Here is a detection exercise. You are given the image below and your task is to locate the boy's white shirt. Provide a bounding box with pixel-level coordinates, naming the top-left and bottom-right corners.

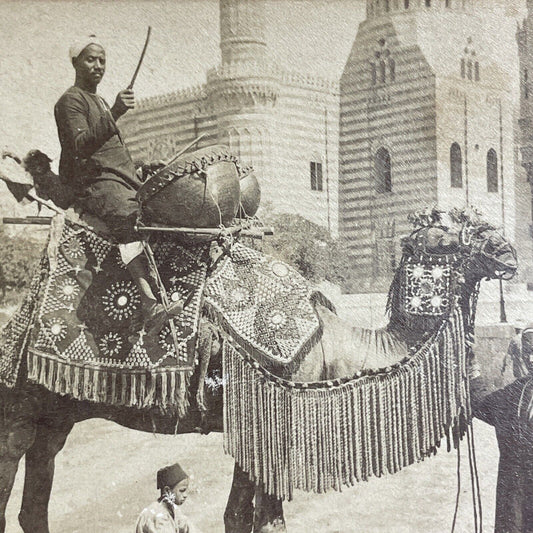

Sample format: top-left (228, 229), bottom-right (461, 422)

top-left (135, 500), bottom-right (201, 533)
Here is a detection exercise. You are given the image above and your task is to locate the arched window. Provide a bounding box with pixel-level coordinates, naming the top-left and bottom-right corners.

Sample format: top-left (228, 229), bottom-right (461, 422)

top-left (389, 58), bottom-right (396, 82)
top-left (525, 68), bottom-right (529, 99)
top-left (474, 62), bottom-right (480, 81)
top-left (375, 147), bottom-right (392, 193)
top-left (404, 0), bottom-right (409, 8)
top-left (461, 58), bottom-right (465, 78)
top-left (450, 143), bottom-right (463, 188)
top-left (371, 63), bottom-right (377, 85)
top-left (487, 149), bottom-right (498, 192)
top-left (385, 0), bottom-right (390, 12)
top-left (380, 60), bottom-right (386, 83)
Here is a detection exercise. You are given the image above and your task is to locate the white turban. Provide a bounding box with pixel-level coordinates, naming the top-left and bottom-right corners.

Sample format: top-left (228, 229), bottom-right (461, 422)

top-left (69, 34), bottom-right (104, 61)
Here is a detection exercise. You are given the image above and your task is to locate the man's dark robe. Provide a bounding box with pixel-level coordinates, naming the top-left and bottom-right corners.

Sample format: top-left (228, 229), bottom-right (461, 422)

top-left (54, 85), bottom-right (142, 242)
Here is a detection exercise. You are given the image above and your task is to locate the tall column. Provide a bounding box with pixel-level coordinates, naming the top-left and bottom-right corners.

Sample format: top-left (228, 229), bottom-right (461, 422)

top-left (220, 0), bottom-right (267, 64)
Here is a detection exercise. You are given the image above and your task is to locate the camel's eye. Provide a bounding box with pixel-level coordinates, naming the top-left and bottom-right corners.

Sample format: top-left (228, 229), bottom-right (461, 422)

top-left (484, 236), bottom-right (499, 254)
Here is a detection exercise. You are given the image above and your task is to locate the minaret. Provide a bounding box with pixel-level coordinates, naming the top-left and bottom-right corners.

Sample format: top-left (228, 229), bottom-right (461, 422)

top-left (219, 0), bottom-right (268, 65)
top-left (207, 0), bottom-right (279, 179)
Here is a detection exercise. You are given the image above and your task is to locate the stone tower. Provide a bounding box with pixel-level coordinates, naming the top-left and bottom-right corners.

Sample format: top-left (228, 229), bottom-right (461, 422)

top-left (219, 0), bottom-right (268, 64)
top-left (121, 0), bottom-right (339, 234)
top-left (518, 0), bottom-right (533, 284)
top-left (207, 0), bottom-right (279, 182)
top-left (340, 0), bottom-right (519, 292)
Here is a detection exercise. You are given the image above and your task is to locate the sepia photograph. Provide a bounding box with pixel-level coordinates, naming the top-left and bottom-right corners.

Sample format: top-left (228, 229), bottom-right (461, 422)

top-left (0, 0), bottom-right (532, 531)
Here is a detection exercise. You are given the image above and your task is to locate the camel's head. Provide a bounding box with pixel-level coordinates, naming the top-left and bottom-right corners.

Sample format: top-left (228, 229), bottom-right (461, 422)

top-left (388, 208), bottom-right (517, 339)
top-left (402, 207), bottom-right (517, 284)
top-left (23, 149), bottom-right (52, 178)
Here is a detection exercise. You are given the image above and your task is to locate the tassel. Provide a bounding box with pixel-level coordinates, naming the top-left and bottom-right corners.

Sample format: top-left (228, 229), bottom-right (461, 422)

top-left (223, 304), bottom-right (471, 501)
top-left (161, 372), bottom-right (168, 409)
top-left (130, 373), bottom-right (137, 406)
top-left (73, 366), bottom-right (81, 399)
top-left (121, 373), bottom-right (127, 405)
top-left (111, 372), bottom-right (117, 404)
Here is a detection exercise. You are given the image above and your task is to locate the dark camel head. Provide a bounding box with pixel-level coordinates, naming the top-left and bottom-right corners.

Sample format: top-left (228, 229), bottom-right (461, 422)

top-left (401, 207), bottom-right (517, 284)
top-left (23, 149), bottom-right (52, 179)
top-left (388, 208), bottom-right (517, 341)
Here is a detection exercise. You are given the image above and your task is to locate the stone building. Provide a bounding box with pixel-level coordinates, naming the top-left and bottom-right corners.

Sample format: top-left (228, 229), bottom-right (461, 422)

top-left (121, 0), bottom-right (339, 234)
top-left (517, 0), bottom-right (533, 284)
top-left (340, 0), bottom-right (522, 292)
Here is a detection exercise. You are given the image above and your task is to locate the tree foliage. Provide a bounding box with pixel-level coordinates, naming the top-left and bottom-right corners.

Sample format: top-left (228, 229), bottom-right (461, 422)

top-left (259, 212), bottom-right (352, 285)
top-left (0, 229), bottom-right (44, 289)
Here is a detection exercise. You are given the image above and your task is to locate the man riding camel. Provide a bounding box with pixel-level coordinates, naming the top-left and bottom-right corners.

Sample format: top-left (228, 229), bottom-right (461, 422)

top-left (54, 34), bottom-right (182, 338)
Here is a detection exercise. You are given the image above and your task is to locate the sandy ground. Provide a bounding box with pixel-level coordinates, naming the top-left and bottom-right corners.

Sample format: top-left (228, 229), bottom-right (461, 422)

top-left (3, 417), bottom-right (500, 533)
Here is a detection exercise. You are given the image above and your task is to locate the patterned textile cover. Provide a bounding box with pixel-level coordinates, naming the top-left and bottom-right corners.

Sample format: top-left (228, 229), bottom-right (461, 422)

top-left (203, 243), bottom-right (330, 372)
top-left (401, 254), bottom-right (454, 317)
top-left (0, 217), bottom-right (327, 408)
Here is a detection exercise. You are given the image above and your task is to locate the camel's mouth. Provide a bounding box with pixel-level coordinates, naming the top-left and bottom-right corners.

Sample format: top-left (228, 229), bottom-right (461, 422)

top-left (485, 247), bottom-right (518, 280)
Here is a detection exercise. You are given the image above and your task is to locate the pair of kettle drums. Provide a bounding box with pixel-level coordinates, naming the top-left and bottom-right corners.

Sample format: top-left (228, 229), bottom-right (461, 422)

top-left (137, 145), bottom-right (261, 233)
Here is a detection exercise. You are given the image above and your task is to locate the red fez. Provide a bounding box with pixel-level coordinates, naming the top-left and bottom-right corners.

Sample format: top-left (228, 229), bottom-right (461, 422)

top-left (157, 463), bottom-right (188, 490)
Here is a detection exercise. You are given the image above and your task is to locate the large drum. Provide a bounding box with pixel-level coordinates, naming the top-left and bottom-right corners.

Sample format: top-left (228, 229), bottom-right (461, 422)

top-left (238, 168), bottom-right (261, 218)
top-left (137, 145), bottom-right (241, 228)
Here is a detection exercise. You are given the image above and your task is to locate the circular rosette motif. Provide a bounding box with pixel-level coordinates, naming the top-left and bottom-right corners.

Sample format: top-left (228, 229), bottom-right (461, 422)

top-left (44, 317), bottom-right (68, 342)
top-left (271, 261), bottom-right (290, 278)
top-left (408, 296), bottom-right (423, 312)
top-left (62, 236), bottom-right (85, 259)
top-left (258, 260), bottom-right (297, 291)
top-left (404, 260), bottom-right (451, 316)
top-left (253, 293), bottom-right (313, 359)
top-left (98, 332), bottom-right (124, 358)
top-left (221, 278), bottom-right (255, 313)
top-left (102, 280), bottom-right (140, 321)
top-left (55, 277), bottom-right (80, 302)
top-left (156, 324), bottom-right (191, 363)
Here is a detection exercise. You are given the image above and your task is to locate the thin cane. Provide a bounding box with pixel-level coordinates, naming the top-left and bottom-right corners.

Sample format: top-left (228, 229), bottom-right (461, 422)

top-left (141, 241), bottom-right (182, 358)
top-left (164, 133), bottom-right (207, 167)
top-left (128, 26), bottom-right (152, 90)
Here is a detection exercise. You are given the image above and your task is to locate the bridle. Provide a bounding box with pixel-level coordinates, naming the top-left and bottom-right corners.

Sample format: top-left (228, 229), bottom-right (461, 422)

top-left (460, 224), bottom-right (517, 281)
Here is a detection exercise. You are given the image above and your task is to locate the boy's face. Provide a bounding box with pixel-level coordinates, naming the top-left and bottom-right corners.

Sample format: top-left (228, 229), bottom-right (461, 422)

top-left (170, 478), bottom-right (189, 505)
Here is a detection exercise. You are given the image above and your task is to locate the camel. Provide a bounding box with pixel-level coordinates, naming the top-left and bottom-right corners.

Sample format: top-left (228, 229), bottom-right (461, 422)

top-left (0, 206), bottom-right (517, 533)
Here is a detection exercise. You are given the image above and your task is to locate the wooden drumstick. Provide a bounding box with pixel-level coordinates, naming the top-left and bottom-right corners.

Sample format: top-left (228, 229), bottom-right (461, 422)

top-left (127, 26), bottom-right (152, 90)
top-left (164, 133), bottom-right (207, 166)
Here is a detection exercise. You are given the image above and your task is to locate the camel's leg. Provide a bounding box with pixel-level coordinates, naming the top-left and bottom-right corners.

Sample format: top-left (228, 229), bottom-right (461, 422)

top-left (224, 463), bottom-right (255, 533)
top-left (253, 487), bottom-right (286, 533)
top-left (0, 392), bottom-right (37, 533)
top-left (18, 416), bottom-right (74, 533)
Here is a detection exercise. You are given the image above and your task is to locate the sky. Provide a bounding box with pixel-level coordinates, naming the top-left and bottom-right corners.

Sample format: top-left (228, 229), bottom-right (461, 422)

top-left (0, 0), bottom-right (366, 161)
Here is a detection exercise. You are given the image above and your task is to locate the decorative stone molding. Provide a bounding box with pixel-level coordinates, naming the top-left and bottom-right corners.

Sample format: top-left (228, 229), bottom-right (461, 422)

top-left (137, 84), bottom-right (207, 110)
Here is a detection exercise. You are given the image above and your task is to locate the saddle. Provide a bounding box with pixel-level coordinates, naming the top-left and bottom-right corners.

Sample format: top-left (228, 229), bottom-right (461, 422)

top-left (0, 145), bottom-right (324, 413)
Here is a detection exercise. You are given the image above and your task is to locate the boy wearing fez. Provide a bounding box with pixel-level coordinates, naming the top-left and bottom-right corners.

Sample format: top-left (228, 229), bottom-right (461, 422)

top-left (54, 35), bottom-right (182, 338)
top-left (136, 463), bottom-right (200, 533)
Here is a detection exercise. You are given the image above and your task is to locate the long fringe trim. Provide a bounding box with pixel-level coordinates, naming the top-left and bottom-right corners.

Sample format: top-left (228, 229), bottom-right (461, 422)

top-left (27, 350), bottom-right (191, 417)
top-left (223, 306), bottom-right (469, 501)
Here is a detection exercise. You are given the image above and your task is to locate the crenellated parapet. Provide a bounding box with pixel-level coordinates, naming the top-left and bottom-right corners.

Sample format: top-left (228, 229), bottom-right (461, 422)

top-left (366, 0), bottom-right (488, 21)
top-left (207, 61), bottom-right (338, 98)
top-left (281, 70), bottom-right (339, 94)
top-left (207, 61), bottom-right (282, 110)
top-left (137, 84), bottom-right (207, 110)
top-left (207, 61), bottom-right (282, 84)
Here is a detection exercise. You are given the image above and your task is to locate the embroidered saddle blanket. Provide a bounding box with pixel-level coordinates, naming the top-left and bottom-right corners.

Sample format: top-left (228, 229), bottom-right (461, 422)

top-left (0, 217), bottom-right (326, 410)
